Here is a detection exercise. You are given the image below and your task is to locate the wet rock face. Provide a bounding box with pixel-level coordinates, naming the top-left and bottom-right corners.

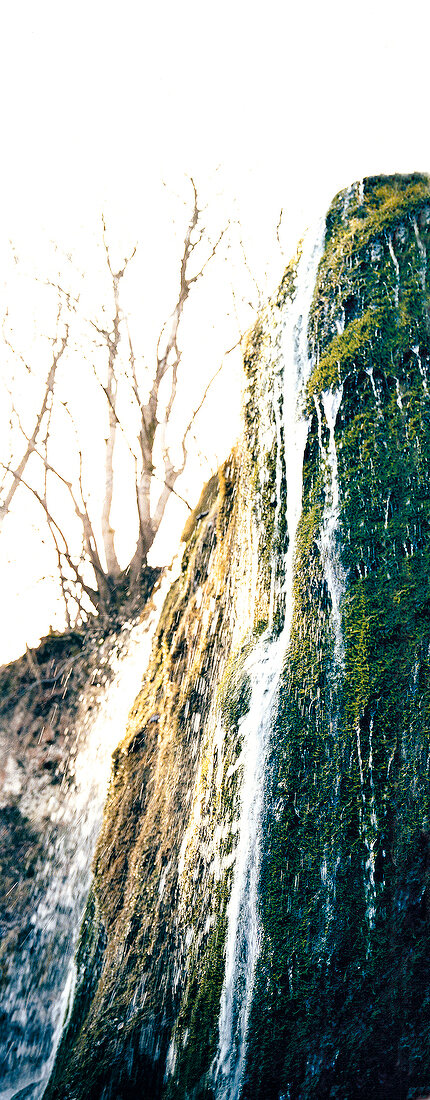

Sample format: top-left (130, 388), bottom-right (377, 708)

top-left (44, 174), bottom-right (430, 1100)
top-left (0, 633), bottom-right (87, 1002)
top-left (245, 174), bottom-right (430, 1100)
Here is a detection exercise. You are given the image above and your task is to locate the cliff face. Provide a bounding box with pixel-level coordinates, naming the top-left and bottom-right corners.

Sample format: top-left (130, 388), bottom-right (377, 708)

top-left (45, 174), bottom-right (430, 1100)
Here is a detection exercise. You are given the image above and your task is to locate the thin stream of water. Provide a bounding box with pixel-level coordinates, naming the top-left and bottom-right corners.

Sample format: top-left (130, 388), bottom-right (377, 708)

top-left (213, 219), bottom-right (326, 1100)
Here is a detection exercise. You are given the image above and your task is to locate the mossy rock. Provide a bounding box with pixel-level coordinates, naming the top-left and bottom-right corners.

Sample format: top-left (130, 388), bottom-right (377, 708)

top-left (44, 175), bottom-right (430, 1100)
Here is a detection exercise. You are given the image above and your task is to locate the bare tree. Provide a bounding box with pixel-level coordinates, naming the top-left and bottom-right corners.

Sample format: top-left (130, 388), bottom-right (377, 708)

top-left (0, 180), bottom-right (237, 627)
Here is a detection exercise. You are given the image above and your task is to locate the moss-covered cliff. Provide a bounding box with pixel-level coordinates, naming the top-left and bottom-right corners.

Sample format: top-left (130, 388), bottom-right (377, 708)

top-left (45, 173), bottom-right (430, 1100)
top-left (245, 173), bottom-right (430, 1100)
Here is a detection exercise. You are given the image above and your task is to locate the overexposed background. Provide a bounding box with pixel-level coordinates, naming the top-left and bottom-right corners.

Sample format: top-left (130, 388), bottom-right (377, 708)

top-left (0, 0), bottom-right (429, 661)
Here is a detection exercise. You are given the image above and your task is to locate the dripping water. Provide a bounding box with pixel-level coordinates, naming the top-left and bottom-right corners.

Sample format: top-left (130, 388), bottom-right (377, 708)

top-left (212, 219), bottom-right (326, 1100)
top-left (387, 234), bottom-right (400, 307)
top-left (320, 385), bottom-right (345, 668)
top-left (356, 715), bottom-right (378, 930)
top-left (413, 216), bottom-right (427, 290)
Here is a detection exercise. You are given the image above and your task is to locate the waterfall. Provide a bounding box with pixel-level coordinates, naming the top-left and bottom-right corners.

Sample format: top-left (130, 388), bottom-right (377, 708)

top-left (356, 715), bottom-right (378, 930)
top-left (312, 383), bottom-right (346, 955)
top-left (20, 174), bottom-right (430, 1100)
top-left (319, 384), bottom-right (345, 669)
top-left (0, 574), bottom-right (170, 1100)
top-left (212, 219), bottom-right (326, 1100)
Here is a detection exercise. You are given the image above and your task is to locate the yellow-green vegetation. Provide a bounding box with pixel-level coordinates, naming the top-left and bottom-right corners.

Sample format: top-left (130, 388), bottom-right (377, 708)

top-left (322, 173), bottom-right (430, 264)
top-left (44, 462), bottom-right (231, 1096)
top-left (44, 424), bottom-right (280, 1100)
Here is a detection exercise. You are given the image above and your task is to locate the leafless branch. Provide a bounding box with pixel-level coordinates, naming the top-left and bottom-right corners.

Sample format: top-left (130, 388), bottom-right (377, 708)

top-left (0, 320), bottom-right (69, 524)
top-left (276, 208), bottom-right (286, 258)
top-left (0, 462), bottom-right (100, 610)
top-left (238, 229), bottom-right (264, 309)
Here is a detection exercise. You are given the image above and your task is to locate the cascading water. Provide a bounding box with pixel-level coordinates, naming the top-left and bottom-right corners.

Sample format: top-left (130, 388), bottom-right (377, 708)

top-left (356, 715), bottom-right (378, 931)
top-left (0, 575), bottom-right (170, 1100)
top-left (212, 219), bottom-right (326, 1100)
top-left (27, 174), bottom-right (430, 1100)
top-left (312, 383), bottom-right (346, 950)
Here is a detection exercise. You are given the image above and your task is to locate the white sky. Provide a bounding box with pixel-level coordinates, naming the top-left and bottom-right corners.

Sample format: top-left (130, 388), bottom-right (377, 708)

top-left (0, 0), bottom-right (427, 243)
top-left (1, 0), bottom-right (429, 662)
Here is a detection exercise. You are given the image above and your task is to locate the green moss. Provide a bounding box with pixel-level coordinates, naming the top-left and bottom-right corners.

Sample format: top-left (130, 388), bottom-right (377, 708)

top-left (164, 913), bottom-right (228, 1098)
top-left (244, 174), bottom-right (430, 1100)
top-left (44, 174), bottom-right (430, 1100)
top-left (323, 173), bottom-right (430, 260)
top-left (308, 307), bottom-right (382, 394)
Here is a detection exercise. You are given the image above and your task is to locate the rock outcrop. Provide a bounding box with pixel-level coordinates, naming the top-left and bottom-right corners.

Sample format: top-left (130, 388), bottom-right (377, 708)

top-left (19, 173), bottom-right (430, 1100)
